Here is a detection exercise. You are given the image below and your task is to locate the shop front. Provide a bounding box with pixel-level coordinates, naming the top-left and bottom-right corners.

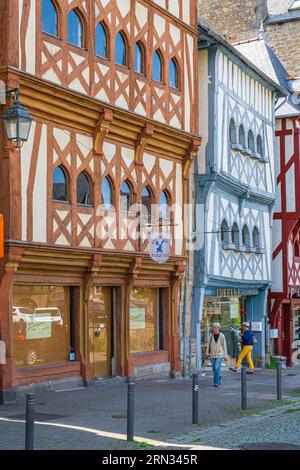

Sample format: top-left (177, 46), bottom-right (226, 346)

top-left (200, 285), bottom-right (268, 368)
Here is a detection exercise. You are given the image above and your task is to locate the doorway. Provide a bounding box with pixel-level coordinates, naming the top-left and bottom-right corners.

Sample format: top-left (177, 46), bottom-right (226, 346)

top-left (89, 286), bottom-right (114, 378)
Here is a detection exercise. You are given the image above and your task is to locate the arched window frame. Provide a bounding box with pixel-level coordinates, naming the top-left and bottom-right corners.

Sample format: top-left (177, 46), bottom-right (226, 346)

top-left (294, 241), bottom-right (300, 258)
top-left (101, 176), bottom-right (113, 209)
top-left (229, 119), bottom-right (237, 145)
top-left (67, 8), bottom-right (85, 48)
top-left (239, 124), bottom-right (246, 148)
top-left (95, 21), bottom-right (109, 59)
top-left (159, 190), bottom-right (170, 223)
top-left (42, 0), bottom-right (59, 37)
top-left (153, 49), bottom-right (164, 83)
top-left (257, 134), bottom-right (263, 158)
top-left (221, 219), bottom-right (230, 243)
top-left (242, 224), bottom-right (250, 248)
top-left (115, 31), bottom-right (128, 67)
top-left (134, 41), bottom-right (146, 75)
top-left (232, 222), bottom-right (240, 246)
top-left (52, 165), bottom-right (69, 202)
top-left (169, 57), bottom-right (179, 89)
top-left (120, 180), bottom-right (132, 213)
top-left (252, 226), bottom-right (260, 249)
top-left (76, 171), bottom-right (93, 206)
top-left (248, 130), bottom-right (255, 153)
top-left (141, 186), bottom-right (152, 223)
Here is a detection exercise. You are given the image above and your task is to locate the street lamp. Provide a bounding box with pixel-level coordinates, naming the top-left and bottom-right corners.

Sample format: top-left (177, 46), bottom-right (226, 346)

top-left (2, 88), bottom-right (32, 149)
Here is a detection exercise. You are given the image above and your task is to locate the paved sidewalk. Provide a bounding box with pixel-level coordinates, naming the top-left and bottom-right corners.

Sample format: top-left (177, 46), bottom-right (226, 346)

top-left (0, 368), bottom-right (300, 450)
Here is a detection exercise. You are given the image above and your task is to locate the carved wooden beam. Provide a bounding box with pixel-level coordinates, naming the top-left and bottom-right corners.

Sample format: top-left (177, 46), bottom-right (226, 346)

top-left (94, 109), bottom-right (113, 156)
top-left (183, 138), bottom-right (202, 180)
top-left (135, 123), bottom-right (154, 166)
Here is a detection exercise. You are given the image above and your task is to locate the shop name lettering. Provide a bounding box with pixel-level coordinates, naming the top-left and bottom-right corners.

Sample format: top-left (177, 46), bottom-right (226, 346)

top-left (217, 289), bottom-right (241, 298)
top-left (102, 456), bottom-right (136, 467)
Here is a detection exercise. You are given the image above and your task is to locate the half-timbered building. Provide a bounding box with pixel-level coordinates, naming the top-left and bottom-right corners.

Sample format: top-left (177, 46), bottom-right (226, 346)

top-left (192, 22), bottom-right (285, 369)
top-left (0, 0), bottom-right (200, 402)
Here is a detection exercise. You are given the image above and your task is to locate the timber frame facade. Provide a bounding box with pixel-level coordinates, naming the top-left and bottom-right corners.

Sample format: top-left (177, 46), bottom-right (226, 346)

top-left (0, 0), bottom-right (200, 402)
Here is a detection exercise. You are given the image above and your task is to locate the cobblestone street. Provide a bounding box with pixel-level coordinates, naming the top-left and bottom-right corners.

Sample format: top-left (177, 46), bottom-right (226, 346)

top-left (0, 368), bottom-right (300, 450)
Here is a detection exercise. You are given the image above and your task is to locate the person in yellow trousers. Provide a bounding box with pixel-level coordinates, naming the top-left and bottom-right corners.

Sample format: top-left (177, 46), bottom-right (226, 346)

top-left (229, 322), bottom-right (255, 375)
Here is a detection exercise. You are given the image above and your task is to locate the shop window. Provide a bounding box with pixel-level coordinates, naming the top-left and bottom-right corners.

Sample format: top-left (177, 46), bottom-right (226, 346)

top-left (239, 125), bottom-right (246, 148)
top-left (242, 224), bottom-right (250, 246)
top-left (95, 22), bottom-right (108, 59)
top-left (232, 222), bottom-right (239, 245)
top-left (101, 177), bottom-right (113, 209)
top-left (68, 9), bottom-right (83, 48)
top-left (129, 287), bottom-right (160, 353)
top-left (257, 135), bottom-right (263, 157)
top-left (221, 219), bottom-right (230, 243)
top-left (134, 41), bottom-right (144, 74)
top-left (77, 172), bottom-right (92, 205)
top-left (253, 226), bottom-right (260, 248)
top-left (12, 285), bottom-right (70, 368)
top-left (42, 0), bottom-right (58, 36)
top-left (141, 186), bottom-right (152, 223)
top-left (159, 190), bottom-right (170, 223)
top-left (229, 119), bottom-right (237, 145)
top-left (52, 165), bottom-right (69, 202)
top-left (153, 50), bottom-right (163, 83)
top-left (115, 31), bottom-right (127, 67)
top-left (120, 180), bottom-right (132, 212)
top-left (248, 130), bottom-right (255, 153)
top-left (169, 58), bottom-right (179, 89)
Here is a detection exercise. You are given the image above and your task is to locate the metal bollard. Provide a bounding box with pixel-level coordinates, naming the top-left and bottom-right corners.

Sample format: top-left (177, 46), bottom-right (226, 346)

top-left (127, 377), bottom-right (135, 442)
top-left (241, 367), bottom-right (247, 410)
top-left (277, 362), bottom-right (282, 401)
top-left (25, 393), bottom-right (35, 450)
top-left (192, 373), bottom-right (199, 425)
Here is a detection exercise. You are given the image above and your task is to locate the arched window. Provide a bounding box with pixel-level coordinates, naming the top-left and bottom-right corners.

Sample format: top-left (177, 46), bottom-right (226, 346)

top-left (141, 187), bottom-right (152, 222)
top-left (257, 135), bottom-right (263, 156)
top-left (294, 242), bottom-right (300, 257)
top-left (153, 50), bottom-right (163, 83)
top-left (135, 42), bottom-right (144, 74)
top-left (239, 125), bottom-right (246, 148)
top-left (42, 0), bottom-right (58, 36)
top-left (159, 191), bottom-right (170, 222)
top-left (221, 219), bottom-right (230, 243)
top-left (77, 172), bottom-right (92, 205)
top-left (53, 166), bottom-right (68, 202)
top-left (242, 224), bottom-right (250, 246)
top-left (95, 22), bottom-right (108, 58)
top-left (229, 119), bottom-right (237, 145)
top-left (232, 222), bottom-right (239, 245)
top-left (120, 180), bottom-right (132, 212)
top-left (253, 226), bottom-right (260, 248)
top-left (68, 9), bottom-right (83, 48)
top-left (101, 177), bottom-right (112, 209)
top-left (169, 58), bottom-right (179, 89)
top-left (248, 130), bottom-right (255, 153)
top-left (115, 31), bottom-right (127, 66)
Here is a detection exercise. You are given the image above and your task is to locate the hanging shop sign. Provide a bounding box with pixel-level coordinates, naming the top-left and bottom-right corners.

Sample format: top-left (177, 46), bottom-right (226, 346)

top-left (149, 232), bottom-right (170, 264)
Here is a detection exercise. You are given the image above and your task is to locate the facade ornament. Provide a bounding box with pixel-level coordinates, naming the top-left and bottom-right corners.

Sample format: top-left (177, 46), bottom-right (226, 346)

top-left (135, 123), bottom-right (154, 166)
top-left (94, 109), bottom-right (113, 156)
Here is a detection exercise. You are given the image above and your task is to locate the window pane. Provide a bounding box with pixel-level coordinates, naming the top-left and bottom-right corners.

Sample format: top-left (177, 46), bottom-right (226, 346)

top-left (77, 172), bottom-right (91, 205)
top-left (153, 51), bottom-right (162, 82)
top-left (95, 23), bottom-right (107, 58)
top-left (141, 187), bottom-right (151, 222)
top-left (239, 126), bottom-right (245, 147)
top-left (68, 10), bottom-right (83, 47)
top-left (130, 287), bottom-right (158, 353)
top-left (169, 59), bottom-right (178, 88)
top-left (135, 42), bottom-right (143, 74)
top-left (42, 0), bottom-right (58, 36)
top-left (53, 166), bottom-right (68, 202)
top-left (120, 181), bottom-right (131, 212)
top-left (12, 285), bottom-right (70, 368)
top-left (101, 177), bottom-right (112, 208)
top-left (159, 191), bottom-right (169, 221)
top-left (115, 32), bottom-right (126, 66)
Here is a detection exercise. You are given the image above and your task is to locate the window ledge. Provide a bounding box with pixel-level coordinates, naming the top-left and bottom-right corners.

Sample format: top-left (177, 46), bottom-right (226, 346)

top-left (241, 148), bottom-right (252, 156)
top-left (230, 143), bottom-right (243, 151)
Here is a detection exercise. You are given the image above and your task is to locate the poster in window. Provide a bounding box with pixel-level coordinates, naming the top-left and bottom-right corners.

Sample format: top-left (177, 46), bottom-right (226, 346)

top-left (26, 318), bottom-right (52, 340)
top-left (230, 301), bottom-right (240, 319)
top-left (204, 298), bottom-right (221, 317)
top-left (130, 308), bottom-right (146, 329)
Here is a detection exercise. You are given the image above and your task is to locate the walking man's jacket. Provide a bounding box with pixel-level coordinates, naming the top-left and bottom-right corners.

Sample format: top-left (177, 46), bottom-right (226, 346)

top-left (242, 329), bottom-right (254, 346)
top-left (206, 332), bottom-right (228, 358)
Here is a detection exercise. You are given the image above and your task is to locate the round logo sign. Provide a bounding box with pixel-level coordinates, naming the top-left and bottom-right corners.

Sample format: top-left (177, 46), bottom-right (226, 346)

top-left (148, 232), bottom-right (171, 264)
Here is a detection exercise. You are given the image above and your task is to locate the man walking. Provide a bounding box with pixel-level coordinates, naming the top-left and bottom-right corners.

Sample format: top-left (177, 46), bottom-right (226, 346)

top-left (230, 322), bottom-right (255, 374)
top-left (206, 322), bottom-right (228, 387)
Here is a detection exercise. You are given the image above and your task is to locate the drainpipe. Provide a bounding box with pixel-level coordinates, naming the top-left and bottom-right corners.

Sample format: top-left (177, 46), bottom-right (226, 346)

top-left (182, 256), bottom-right (189, 378)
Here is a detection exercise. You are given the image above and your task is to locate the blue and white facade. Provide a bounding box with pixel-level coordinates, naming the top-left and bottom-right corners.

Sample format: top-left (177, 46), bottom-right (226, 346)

top-left (192, 23), bottom-right (285, 368)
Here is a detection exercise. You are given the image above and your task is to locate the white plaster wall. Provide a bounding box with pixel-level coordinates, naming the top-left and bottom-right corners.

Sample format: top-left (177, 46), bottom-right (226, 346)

top-left (21, 121), bottom-right (36, 241)
top-left (286, 164), bottom-right (296, 212)
top-left (198, 49), bottom-right (209, 174)
top-left (32, 124), bottom-right (47, 243)
top-left (19, 0), bottom-right (36, 74)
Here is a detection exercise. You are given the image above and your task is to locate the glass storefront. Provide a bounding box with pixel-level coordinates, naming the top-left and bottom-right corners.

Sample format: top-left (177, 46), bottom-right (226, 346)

top-left (292, 307), bottom-right (300, 365)
top-left (130, 287), bottom-right (159, 353)
top-left (202, 295), bottom-right (246, 366)
top-left (12, 285), bottom-right (70, 368)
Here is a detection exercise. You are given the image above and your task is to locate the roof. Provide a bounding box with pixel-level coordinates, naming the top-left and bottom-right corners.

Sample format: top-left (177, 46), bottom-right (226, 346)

top-left (234, 38), bottom-right (300, 118)
top-left (198, 18), bottom-right (287, 97)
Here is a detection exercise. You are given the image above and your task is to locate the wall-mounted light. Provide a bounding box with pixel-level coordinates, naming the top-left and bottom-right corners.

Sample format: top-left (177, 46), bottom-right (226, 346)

top-left (2, 88), bottom-right (32, 149)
